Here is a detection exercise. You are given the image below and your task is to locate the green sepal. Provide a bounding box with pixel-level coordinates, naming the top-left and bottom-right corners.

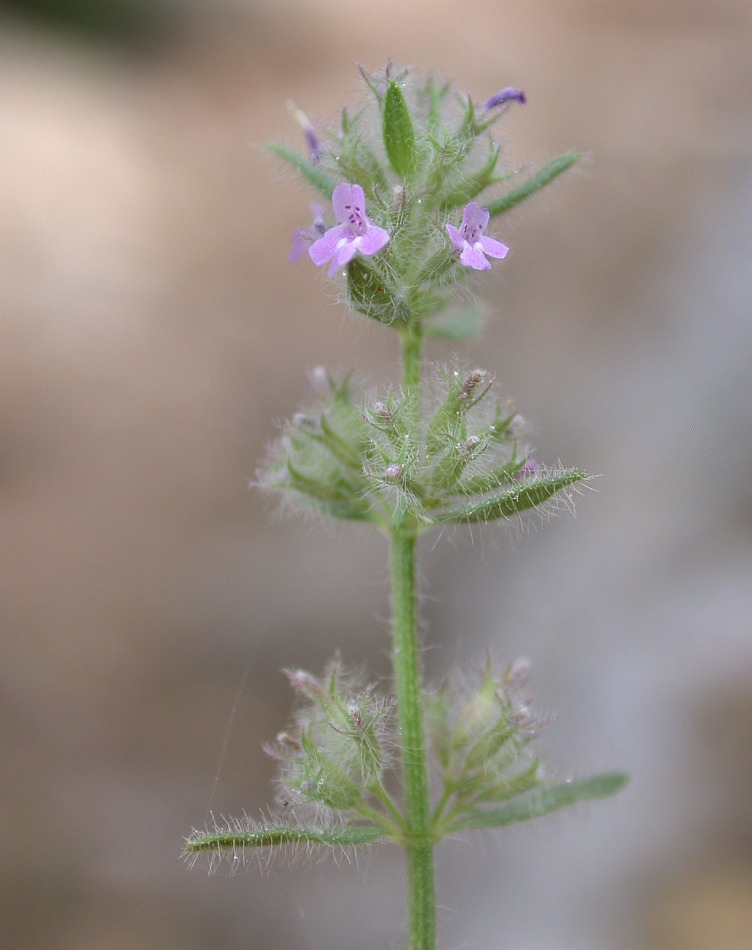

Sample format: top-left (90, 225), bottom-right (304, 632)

top-left (447, 773), bottom-right (629, 832)
top-left (383, 81), bottom-right (418, 180)
top-left (266, 143), bottom-right (337, 199)
top-left (293, 417), bottom-right (362, 473)
top-left (346, 258), bottom-right (405, 326)
top-left (424, 369), bottom-right (492, 459)
top-left (358, 63), bottom-right (386, 103)
top-left (184, 822), bottom-right (386, 854)
top-left (486, 152), bottom-right (580, 218)
top-left (426, 78), bottom-right (451, 134)
top-left (303, 679), bottom-right (386, 784)
top-left (433, 470), bottom-right (588, 524)
top-left (470, 760), bottom-right (542, 804)
top-left (318, 413), bottom-right (363, 470)
top-left (462, 720), bottom-right (516, 775)
top-left (285, 460), bottom-right (354, 505)
top-left (451, 454), bottom-right (525, 496)
top-left (296, 730), bottom-right (364, 810)
top-left (335, 138), bottom-right (390, 198)
top-left (438, 141), bottom-right (501, 210)
top-left (455, 93), bottom-right (477, 140)
top-left (284, 461), bottom-right (372, 522)
top-left (413, 246), bottom-right (459, 289)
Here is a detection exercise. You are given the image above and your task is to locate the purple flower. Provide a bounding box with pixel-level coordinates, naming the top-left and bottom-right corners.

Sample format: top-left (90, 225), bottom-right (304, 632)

top-left (288, 203), bottom-right (326, 262)
top-left (309, 183), bottom-right (390, 276)
top-left (515, 458), bottom-right (541, 480)
top-left (483, 87), bottom-right (526, 111)
top-left (446, 202), bottom-right (509, 271)
top-left (287, 101), bottom-right (323, 163)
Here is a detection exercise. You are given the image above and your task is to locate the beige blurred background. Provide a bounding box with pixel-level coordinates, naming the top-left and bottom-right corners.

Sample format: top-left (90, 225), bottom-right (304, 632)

top-left (2, 1), bottom-right (751, 947)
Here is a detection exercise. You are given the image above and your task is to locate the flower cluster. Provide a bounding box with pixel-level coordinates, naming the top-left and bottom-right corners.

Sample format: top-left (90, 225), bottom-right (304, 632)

top-left (264, 659), bottom-right (396, 818)
top-left (275, 65), bottom-right (541, 330)
top-left (258, 366), bottom-right (586, 531)
top-left (426, 657), bottom-right (546, 835)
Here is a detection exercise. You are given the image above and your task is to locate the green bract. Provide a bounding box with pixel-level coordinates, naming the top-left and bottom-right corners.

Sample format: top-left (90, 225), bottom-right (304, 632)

top-left (383, 81), bottom-right (419, 180)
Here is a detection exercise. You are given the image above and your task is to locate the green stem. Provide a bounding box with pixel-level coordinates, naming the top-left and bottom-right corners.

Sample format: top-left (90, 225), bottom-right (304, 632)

top-left (391, 321), bottom-right (436, 949)
top-left (401, 323), bottom-right (423, 395)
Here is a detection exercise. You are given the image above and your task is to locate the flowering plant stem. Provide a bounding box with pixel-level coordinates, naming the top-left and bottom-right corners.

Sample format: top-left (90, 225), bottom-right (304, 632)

top-left (183, 65), bottom-right (629, 949)
top-left (393, 321), bottom-right (436, 949)
top-left (392, 526), bottom-right (435, 949)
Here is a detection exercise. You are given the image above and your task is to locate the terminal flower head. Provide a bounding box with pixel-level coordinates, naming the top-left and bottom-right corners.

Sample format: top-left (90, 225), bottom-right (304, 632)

top-left (309, 183), bottom-right (390, 276)
top-left (447, 202), bottom-right (509, 271)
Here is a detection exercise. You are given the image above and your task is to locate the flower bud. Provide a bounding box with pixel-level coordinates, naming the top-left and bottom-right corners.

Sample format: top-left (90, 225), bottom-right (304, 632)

top-left (370, 401), bottom-right (393, 426)
top-left (308, 366), bottom-right (333, 395)
top-left (276, 732), bottom-right (302, 751)
top-left (515, 458), bottom-right (540, 480)
top-left (292, 413), bottom-right (317, 431)
top-left (287, 100), bottom-right (323, 163)
top-left (483, 87), bottom-right (526, 112)
top-left (285, 669), bottom-right (324, 698)
top-left (463, 436), bottom-right (484, 456)
top-left (460, 369), bottom-right (489, 400)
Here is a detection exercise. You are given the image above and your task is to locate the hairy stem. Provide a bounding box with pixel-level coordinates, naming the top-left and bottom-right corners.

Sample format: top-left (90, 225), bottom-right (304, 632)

top-left (400, 323), bottom-right (423, 395)
top-left (391, 323), bottom-right (436, 949)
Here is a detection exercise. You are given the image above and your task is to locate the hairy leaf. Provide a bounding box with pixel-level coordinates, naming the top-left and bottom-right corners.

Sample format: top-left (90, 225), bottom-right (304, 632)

top-left (448, 773), bottom-right (629, 832)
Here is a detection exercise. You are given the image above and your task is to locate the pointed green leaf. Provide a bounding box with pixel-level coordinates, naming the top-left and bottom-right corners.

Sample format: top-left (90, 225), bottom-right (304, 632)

top-left (318, 414), bottom-right (363, 470)
top-left (472, 760), bottom-right (542, 804)
top-left (266, 143), bottom-right (336, 199)
top-left (434, 470), bottom-right (588, 524)
top-left (424, 369), bottom-right (492, 459)
top-left (286, 461), bottom-right (352, 504)
top-left (383, 81), bottom-right (418, 180)
top-left (284, 462), bottom-right (373, 522)
top-left (427, 80), bottom-right (448, 134)
top-left (453, 454), bottom-right (525, 496)
top-left (185, 822), bottom-right (386, 854)
top-left (439, 142), bottom-right (501, 210)
top-left (334, 137), bottom-right (390, 197)
top-left (486, 153), bottom-right (579, 218)
top-left (448, 773), bottom-right (628, 832)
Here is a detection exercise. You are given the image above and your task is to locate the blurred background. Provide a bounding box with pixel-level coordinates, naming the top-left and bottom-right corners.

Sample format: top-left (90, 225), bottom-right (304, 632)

top-left (1, 1), bottom-right (751, 947)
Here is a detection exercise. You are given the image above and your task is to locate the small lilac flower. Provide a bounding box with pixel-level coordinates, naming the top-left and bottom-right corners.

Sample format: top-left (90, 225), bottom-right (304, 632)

top-left (385, 463), bottom-right (403, 482)
top-left (515, 458), bottom-right (541, 480)
top-left (287, 101), bottom-right (323, 163)
top-left (309, 183), bottom-right (390, 276)
top-left (483, 87), bottom-right (526, 111)
top-left (447, 202), bottom-right (509, 271)
top-left (288, 203), bottom-right (326, 262)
